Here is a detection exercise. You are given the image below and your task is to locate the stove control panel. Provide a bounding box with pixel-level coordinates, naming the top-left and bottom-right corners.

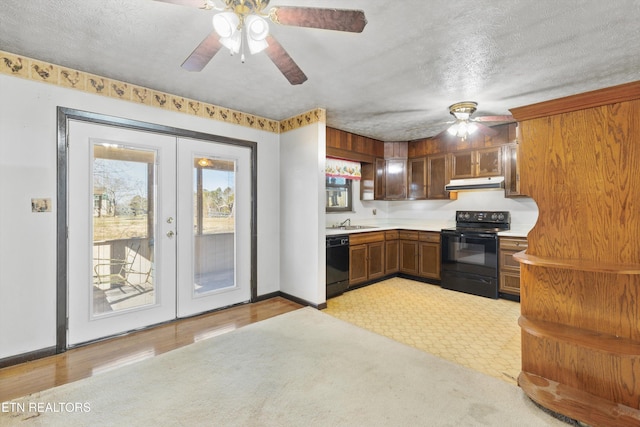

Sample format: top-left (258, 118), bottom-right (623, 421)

top-left (456, 211), bottom-right (510, 225)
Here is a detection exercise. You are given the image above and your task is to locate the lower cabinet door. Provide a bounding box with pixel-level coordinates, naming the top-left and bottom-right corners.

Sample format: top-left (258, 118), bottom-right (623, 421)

top-left (400, 240), bottom-right (419, 275)
top-left (349, 244), bottom-right (368, 285)
top-left (368, 241), bottom-right (385, 280)
top-left (419, 242), bottom-right (441, 280)
top-left (385, 239), bottom-right (399, 274)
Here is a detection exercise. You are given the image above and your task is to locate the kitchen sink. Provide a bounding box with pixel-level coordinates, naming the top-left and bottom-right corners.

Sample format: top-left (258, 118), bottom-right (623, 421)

top-left (327, 225), bottom-right (378, 230)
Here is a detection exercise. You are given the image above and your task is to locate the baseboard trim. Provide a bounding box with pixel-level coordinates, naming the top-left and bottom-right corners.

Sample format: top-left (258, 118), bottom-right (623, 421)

top-left (0, 346), bottom-right (57, 369)
top-left (278, 292), bottom-right (327, 310)
top-left (254, 291), bottom-right (281, 302)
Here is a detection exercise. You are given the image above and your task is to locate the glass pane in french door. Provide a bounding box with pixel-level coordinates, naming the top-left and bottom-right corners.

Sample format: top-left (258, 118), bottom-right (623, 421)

top-left (92, 144), bottom-right (156, 316)
top-left (193, 156), bottom-right (236, 295)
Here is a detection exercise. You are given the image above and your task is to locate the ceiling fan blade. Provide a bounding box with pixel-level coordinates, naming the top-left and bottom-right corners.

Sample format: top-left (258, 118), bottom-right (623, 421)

top-left (181, 31), bottom-right (223, 71)
top-left (473, 115), bottom-right (514, 122)
top-left (475, 123), bottom-right (498, 136)
top-left (270, 7), bottom-right (367, 33)
top-left (264, 35), bottom-right (308, 85)
top-left (154, 0), bottom-right (209, 8)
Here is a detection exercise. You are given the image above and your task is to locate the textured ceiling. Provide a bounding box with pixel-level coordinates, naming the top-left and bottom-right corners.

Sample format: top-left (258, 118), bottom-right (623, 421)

top-left (1, 0), bottom-right (640, 141)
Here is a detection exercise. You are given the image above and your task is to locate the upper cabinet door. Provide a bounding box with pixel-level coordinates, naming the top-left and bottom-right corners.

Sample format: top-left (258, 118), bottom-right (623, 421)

top-left (407, 157), bottom-right (427, 200)
top-left (385, 159), bottom-right (407, 200)
top-left (427, 153), bottom-right (449, 199)
top-left (450, 147), bottom-right (502, 179)
top-left (504, 142), bottom-right (527, 197)
top-left (476, 147), bottom-right (502, 177)
top-left (374, 158), bottom-right (386, 200)
top-left (450, 151), bottom-right (474, 179)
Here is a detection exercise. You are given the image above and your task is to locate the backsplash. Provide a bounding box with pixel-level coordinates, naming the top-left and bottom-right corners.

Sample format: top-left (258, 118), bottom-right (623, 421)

top-left (326, 180), bottom-right (539, 228)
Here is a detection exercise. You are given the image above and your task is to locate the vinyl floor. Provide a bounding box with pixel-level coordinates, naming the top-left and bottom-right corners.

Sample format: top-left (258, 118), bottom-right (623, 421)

top-left (323, 277), bottom-right (521, 385)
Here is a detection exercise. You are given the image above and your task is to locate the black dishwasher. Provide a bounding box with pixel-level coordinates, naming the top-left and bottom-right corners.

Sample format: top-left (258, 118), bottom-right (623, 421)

top-left (326, 235), bottom-right (349, 298)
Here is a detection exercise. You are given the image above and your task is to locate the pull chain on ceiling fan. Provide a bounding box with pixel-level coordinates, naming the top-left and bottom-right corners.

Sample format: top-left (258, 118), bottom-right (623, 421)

top-left (155, 0), bottom-right (367, 85)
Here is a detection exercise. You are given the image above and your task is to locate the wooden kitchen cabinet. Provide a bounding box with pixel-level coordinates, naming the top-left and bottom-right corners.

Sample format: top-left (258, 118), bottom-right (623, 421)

top-left (504, 142), bottom-right (526, 198)
top-left (399, 231), bottom-right (441, 281)
top-left (385, 230), bottom-right (399, 274)
top-left (419, 232), bottom-right (440, 280)
top-left (384, 159), bottom-right (407, 200)
top-left (367, 241), bottom-right (385, 280)
top-left (450, 150), bottom-right (474, 178)
top-left (349, 244), bottom-right (368, 285)
top-left (368, 157), bottom-right (409, 200)
top-left (349, 232), bottom-right (385, 286)
top-left (499, 237), bottom-right (528, 297)
top-left (407, 158), bottom-right (427, 199)
top-left (427, 153), bottom-right (449, 199)
top-left (374, 158), bottom-right (386, 200)
top-left (399, 231), bottom-right (419, 276)
top-left (450, 147), bottom-right (502, 179)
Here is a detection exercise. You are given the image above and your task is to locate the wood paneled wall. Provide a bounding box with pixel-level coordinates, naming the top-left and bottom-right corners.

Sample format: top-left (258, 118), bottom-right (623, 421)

top-left (511, 81), bottom-right (640, 427)
top-left (409, 123), bottom-right (515, 157)
top-left (326, 127), bottom-right (384, 163)
top-left (327, 123), bottom-right (516, 162)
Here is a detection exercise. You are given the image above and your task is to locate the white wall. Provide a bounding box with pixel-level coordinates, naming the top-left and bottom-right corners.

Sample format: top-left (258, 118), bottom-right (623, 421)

top-left (279, 123), bottom-right (326, 306)
top-left (0, 74), bottom-right (281, 359)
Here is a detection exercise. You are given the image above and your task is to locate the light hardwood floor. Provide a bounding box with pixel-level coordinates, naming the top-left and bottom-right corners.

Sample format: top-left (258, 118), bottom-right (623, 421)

top-left (0, 297), bottom-right (302, 402)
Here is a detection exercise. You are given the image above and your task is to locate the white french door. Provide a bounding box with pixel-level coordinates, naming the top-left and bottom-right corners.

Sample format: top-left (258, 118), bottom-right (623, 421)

top-left (67, 121), bottom-right (251, 346)
top-left (176, 138), bottom-right (251, 317)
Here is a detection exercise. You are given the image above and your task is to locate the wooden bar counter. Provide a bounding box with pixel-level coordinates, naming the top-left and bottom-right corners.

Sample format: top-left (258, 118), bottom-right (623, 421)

top-left (510, 81), bottom-right (640, 427)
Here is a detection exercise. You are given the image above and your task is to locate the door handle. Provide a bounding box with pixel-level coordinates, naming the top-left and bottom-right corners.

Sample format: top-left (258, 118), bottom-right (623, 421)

top-left (167, 230), bottom-right (175, 238)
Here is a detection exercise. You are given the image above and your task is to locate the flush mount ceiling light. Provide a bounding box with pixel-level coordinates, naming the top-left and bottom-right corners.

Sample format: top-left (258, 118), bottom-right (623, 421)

top-left (447, 102), bottom-right (480, 139)
top-left (442, 101), bottom-right (514, 140)
top-left (155, 0), bottom-right (367, 85)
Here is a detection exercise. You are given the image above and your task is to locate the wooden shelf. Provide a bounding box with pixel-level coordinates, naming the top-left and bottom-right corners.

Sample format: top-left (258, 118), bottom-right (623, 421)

top-left (513, 250), bottom-right (640, 275)
top-left (519, 316), bottom-right (640, 356)
top-left (518, 371), bottom-right (640, 427)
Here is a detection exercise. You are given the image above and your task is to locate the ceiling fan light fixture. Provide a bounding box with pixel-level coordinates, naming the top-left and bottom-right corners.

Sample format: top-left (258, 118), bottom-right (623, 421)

top-left (213, 12), bottom-right (239, 38)
top-left (220, 30), bottom-right (242, 54)
top-left (245, 14), bottom-right (269, 54)
top-left (446, 120), bottom-right (478, 138)
top-left (246, 15), bottom-right (269, 40)
top-left (448, 101), bottom-right (478, 120)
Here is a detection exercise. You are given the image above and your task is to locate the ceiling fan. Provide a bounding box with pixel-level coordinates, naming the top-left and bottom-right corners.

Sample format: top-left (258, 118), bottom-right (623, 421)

top-left (155, 0), bottom-right (367, 85)
top-left (440, 101), bottom-right (514, 140)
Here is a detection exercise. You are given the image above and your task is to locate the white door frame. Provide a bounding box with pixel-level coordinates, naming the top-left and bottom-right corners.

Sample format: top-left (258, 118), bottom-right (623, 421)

top-left (56, 107), bottom-right (257, 351)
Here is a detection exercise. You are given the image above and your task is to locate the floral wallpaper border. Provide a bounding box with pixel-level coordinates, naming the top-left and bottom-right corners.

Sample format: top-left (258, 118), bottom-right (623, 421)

top-left (325, 157), bottom-right (361, 180)
top-left (0, 49), bottom-right (325, 134)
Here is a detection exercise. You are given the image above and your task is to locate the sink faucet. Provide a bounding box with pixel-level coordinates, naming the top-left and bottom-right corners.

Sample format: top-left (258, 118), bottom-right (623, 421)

top-left (339, 218), bottom-right (351, 227)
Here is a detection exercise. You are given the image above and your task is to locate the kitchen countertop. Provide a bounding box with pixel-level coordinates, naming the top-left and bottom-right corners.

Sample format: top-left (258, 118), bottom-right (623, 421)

top-left (325, 221), bottom-right (532, 238)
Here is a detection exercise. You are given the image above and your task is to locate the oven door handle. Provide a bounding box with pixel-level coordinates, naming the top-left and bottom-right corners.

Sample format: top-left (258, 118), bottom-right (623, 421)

top-left (442, 230), bottom-right (496, 240)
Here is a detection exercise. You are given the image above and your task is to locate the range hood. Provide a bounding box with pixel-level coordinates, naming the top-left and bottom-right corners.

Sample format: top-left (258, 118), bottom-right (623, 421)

top-left (445, 176), bottom-right (505, 192)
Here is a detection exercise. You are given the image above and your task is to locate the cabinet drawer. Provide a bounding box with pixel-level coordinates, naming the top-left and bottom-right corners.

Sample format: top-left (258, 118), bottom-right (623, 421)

top-left (419, 232), bottom-right (440, 243)
top-left (385, 230), bottom-right (399, 240)
top-left (500, 250), bottom-right (521, 270)
top-left (500, 237), bottom-right (528, 251)
top-left (499, 271), bottom-right (521, 295)
top-left (398, 230), bottom-right (419, 241)
top-left (349, 231), bottom-right (385, 245)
